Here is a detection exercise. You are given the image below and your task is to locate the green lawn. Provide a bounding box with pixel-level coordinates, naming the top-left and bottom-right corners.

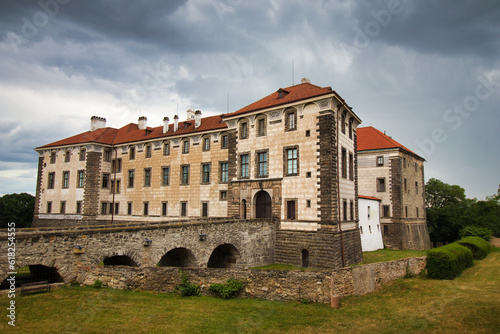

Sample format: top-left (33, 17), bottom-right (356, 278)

top-left (1, 250), bottom-right (498, 333)
top-left (361, 249), bottom-right (427, 264)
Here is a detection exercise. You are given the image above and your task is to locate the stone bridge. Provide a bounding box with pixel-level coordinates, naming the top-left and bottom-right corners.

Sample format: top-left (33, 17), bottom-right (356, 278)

top-left (0, 219), bottom-right (276, 284)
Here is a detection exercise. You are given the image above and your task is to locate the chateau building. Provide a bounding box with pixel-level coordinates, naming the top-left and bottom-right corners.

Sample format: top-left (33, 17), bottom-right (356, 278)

top-left (33, 79), bottom-right (364, 268)
top-left (357, 126), bottom-right (431, 250)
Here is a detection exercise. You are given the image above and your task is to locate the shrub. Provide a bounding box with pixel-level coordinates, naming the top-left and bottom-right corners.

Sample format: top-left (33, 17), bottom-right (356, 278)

top-left (176, 271), bottom-right (200, 297)
top-left (426, 242), bottom-right (473, 280)
top-left (92, 280), bottom-right (103, 288)
top-left (458, 236), bottom-right (491, 260)
top-left (459, 226), bottom-right (493, 241)
top-left (209, 279), bottom-right (244, 299)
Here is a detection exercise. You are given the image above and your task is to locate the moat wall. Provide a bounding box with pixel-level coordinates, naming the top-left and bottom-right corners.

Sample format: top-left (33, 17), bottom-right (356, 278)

top-left (75, 257), bottom-right (426, 304)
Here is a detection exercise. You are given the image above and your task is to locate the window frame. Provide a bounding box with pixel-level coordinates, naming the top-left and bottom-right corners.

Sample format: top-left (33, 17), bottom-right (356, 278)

top-left (62, 171), bottom-right (70, 189)
top-left (256, 150), bottom-right (268, 178)
top-left (377, 178), bottom-right (386, 192)
top-left (128, 169), bottom-right (135, 188)
top-left (285, 146), bottom-right (299, 176)
top-left (201, 163), bottom-right (211, 184)
top-left (161, 166), bottom-right (170, 186)
top-left (144, 168), bottom-right (152, 187)
top-left (285, 109), bottom-right (297, 131)
top-left (240, 154), bottom-right (249, 179)
top-left (181, 165), bottom-right (190, 185)
top-left (220, 162), bottom-right (229, 183)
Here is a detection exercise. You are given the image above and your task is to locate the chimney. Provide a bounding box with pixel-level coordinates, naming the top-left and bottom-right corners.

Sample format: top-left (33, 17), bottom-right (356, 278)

top-left (174, 115), bottom-right (179, 132)
top-left (186, 108), bottom-right (195, 120)
top-left (90, 116), bottom-right (106, 132)
top-left (195, 110), bottom-right (201, 128)
top-left (301, 78), bottom-right (311, 84)
top-left (163, 116), bottom-right (170, 133)
top-left (138, 116), bottom-right (147, 130)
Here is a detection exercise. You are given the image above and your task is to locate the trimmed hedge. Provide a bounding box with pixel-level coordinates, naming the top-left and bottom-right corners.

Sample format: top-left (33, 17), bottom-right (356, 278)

top-left (426, 242), bottom-right (473, 280)
top-left (458, 236), bottom-right (491, 260)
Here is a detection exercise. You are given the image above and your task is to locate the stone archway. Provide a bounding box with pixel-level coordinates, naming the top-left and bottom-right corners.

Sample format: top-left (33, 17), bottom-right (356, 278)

top-left (207, 244), bottom-right (241, 268)
top-left (102, 255), bottom-right (139, 266)
top-left (0, 264), bottom-right (64, 290)
top-left (158, 248), bottom-right (196, 267)
top-left (255, 190), bottom-right (272, 218)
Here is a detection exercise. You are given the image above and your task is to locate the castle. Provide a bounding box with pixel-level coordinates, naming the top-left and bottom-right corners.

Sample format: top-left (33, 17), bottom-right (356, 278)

top-left (33, 79), bottom-right (429, 269)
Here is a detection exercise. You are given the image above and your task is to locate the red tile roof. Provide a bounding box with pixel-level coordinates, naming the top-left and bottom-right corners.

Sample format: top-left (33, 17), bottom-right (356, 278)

top-left (37, 115), bottom-right (227, 149)
top-left (358, 195), bottom-right (381, 201)
top-left (357, 126), bottom-right (422, 159)
top-left (224, 82), bottom-right (335, 117)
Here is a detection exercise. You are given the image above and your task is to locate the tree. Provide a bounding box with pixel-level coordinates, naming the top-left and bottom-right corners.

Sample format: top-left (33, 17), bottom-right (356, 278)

top-left (0, 193), bottom-right (35, 228)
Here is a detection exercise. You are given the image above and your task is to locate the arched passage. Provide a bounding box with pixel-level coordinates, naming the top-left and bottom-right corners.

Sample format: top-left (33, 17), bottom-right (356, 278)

top-left (0, 265), bottom-right (63, 290)
top-left (207, 244), bottom-right (241, 268)
top-left (103, 255), bottom-right (138, 266)
top-left (255, 190), bottom-right (272, 218)
top-left (158, 248), bottom-right (196, 267)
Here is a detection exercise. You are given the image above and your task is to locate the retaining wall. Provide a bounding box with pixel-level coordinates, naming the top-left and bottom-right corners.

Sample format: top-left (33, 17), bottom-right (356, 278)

top-left (75, 256), bottom-right (426, 303)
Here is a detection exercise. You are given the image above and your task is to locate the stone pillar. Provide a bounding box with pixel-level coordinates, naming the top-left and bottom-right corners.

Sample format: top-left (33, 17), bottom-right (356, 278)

top-left (32, 156), bottom-right (44, 226)
top-left (83, 151), bottom-right (102, 220)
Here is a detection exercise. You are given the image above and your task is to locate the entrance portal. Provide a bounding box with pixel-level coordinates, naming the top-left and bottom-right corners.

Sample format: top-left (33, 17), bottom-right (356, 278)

top-left (255, 191), bottom-right (272, 218)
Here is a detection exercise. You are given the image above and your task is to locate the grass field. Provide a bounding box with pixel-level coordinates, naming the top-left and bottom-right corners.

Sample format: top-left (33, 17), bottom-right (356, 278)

top-left (1, 249), bottom-right (498, 333)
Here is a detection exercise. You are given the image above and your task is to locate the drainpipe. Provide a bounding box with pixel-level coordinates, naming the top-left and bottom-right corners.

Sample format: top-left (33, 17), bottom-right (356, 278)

top-left (111, 146), bottom-right (117, 224)
top-left (337, 108), bottom-right (346, 268)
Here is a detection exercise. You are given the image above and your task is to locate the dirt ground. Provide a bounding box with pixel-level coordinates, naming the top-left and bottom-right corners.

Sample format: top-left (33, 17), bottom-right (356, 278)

top-left (490, 236), bottom-right (500, 247)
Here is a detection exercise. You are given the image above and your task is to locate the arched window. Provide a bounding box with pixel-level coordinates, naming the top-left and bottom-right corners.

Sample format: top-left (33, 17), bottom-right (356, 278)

top-left (285, 108), bottom-right (297, 131)
top-left (256, 115), bottom-right (267, 137)
top-left (239, 119), bottom-right (249, 139)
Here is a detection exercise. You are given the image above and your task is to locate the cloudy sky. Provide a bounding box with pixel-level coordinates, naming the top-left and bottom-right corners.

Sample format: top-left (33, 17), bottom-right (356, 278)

top-left (0, 0), bottom-right (499, 199)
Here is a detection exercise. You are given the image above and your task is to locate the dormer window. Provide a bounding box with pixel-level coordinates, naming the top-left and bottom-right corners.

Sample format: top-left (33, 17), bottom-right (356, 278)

top-left (277, 88), bottom-right (289, 99)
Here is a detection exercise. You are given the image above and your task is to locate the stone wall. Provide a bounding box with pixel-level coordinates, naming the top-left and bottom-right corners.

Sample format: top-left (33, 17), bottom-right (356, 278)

top-left (275, 228), bottom-right (362, 269)
top-left (75, 256), bottom-right (426, 304)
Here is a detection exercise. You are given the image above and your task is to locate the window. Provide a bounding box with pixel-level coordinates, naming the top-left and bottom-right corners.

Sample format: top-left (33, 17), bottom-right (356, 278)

top-left (114, 203), bottom-right (119, 215)
top-left (162, 167), bottom-right (170, 186)
top-left (306, 171), bottom-right (312, 178)
top-left (287, 200), bottom-right (296, 220)
top-left (202, 202), bottom-right (209, 217)
top-left (384, 225), bottom-right (389, 235)
top-left (341, 148), bottom-right (347, 178)
top-left (127, 202), bottom-right (132, 215)
top-left (377, 178), bottom-right (386, 192)
top-left (143, 202), bottom-right (149, 216)
top-left (48, 172), bottom-right (55, 189)
top-left (77, 170), bottom-right (85, 188)
top-left (221, 134), bottom-right (228, 149)
top-left (415, 181), bottom-right (419, 194)
top-left (369, 225), bottom-right (372, 233)
top-left (182, 139), bottom-right (190, 153)
top-left (145, 145), bottom-right (152, 158)
top-left (285, 110), bottom-right (297, 131)
top-left (144, 168), bottom-right (151, 187)
top-left (349, 152), bottom-right (354, 180)
top-left (76, 201), bottom-right (82, 214)
top-left (220, 190), bottom-right (227, 201)
top-left (377, 156), bottom-right (384, 167)
top-left (383, 205), bottom-right (390, 217)
top-left (60, 201), bottom-right (66, 214)
top-left (62, 171), bottom-right (70, 189)
top-left (111, 180), bottom-right (120, 194)
top-left (286, 147), bottom-right (298, 175)
top-left (181, 202), bottom-right (188, 217)
top-left (350, 200), bottom-right (354, 220)
top-left (181, 165), bottom-right (190, 185)
top-left (416, 207), bottom-right (419, 218)
top-left (50, 152), bottom-right (56, 164)
top-left (403, 157), bottom-right (407, 168)
top-left (405, 206), bottom-right (408, 218)
top-left (404, 178), bottom-right (408, 193)
top-left (101, 202), bottom-right (108, 215)
top-left (341, 111), bottom-right (346, 134)
top-left (102, 173), bottom-right (110, 188)
top-left (240, 121), bottom-right (248, 139)
top-left (104, 149), bottom-right (111, 162)
top-left (129, 146), bottom-right (135, 160)
top-left (47, 201), bottom-right (52, 213)
top-left (368, 206), bottom-right (371, 219)
top-left (305, 130), bottom-right (310, 137)
top-left (202, 137), bottom-right (210, 151)
top-left (360, 226), bottom-right (363, 234)
top-left (65, 150), bottom-right (71, 163)
top-left (257, 151), bottom-right (268, 177)
top-left (163, 142), bottom-right (170, 156)
top-left (112, 159), bottom-right (122, 173)
top-left (202, 163), bottom-right (211, 184)
top-left (128, 169), bottom-right (135, 188)
top-left (343, 200), bottom-right (347, 220)
top-left (257, 117), bottom-right (266, 136)
top-left (79, 148), bottom-right (86, 161)
top-left (306, 200), bottom-right (311, 208)
top-left (161, 202), bottom-right (168, 216)
top-left (240, 154), bottom-right (249, 178)
top-left (220, 162), bottom-right (228, 183)
top-left (415, 162), bottom-right (418, 172)
top-left (348, 118), bottom-right (353, 139)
